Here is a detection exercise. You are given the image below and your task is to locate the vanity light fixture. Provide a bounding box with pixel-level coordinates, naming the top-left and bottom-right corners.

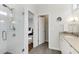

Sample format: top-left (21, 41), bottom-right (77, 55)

top-left (68, 16), bottom-right (79, 22)
top-left (74, 16), bottom-right (78, 21)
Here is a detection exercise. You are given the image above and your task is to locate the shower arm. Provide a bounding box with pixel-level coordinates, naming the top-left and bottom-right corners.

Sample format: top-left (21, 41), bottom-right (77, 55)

top-left (2, 4), bottom-right (14, 21)
top-left (2, 4), bottom-right (13, 11)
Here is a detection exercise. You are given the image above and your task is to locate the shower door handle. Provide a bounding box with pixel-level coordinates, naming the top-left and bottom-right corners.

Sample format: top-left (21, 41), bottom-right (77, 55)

top-left (2, 31), bottom-right (7, 40)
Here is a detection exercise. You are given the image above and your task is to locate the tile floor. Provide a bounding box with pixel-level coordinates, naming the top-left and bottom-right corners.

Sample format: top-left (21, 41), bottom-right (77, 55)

top-left (29, 42), bottom-right (61, 54)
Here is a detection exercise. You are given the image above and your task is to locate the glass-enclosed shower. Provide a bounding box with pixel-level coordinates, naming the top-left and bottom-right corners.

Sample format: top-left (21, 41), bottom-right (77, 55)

top-left (0, 4), bottom-right (15, 54)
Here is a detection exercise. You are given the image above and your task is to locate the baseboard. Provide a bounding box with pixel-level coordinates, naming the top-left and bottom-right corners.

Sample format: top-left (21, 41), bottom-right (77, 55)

top-left (49, 47), bottom-right (61, 51)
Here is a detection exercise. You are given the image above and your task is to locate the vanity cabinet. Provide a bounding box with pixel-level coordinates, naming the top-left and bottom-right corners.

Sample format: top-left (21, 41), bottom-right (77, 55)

top-left (60, 35), bottom-right (78, 54)
top-left (70, 46), bottom-right (78, 54)
top-left (60, 37), bottom-right (71, 54)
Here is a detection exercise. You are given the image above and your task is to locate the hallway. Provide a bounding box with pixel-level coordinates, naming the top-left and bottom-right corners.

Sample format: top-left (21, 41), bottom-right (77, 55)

top-left (29, 43), bottom-right (61, 54)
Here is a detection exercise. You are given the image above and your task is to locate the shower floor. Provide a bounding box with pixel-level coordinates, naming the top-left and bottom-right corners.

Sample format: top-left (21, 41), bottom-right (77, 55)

top-left (4, 52), bottom-right (12, 54)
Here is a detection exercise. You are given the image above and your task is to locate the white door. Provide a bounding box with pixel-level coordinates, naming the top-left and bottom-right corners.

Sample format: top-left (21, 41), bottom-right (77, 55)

top-left (39, 16), bottom-right (45, 45)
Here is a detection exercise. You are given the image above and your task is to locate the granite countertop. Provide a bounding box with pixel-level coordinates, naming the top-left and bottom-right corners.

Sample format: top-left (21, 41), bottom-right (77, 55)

top-left (60, 32), bottom-right (79, 37)
top-left (60, 32), bottom-right (79, 53)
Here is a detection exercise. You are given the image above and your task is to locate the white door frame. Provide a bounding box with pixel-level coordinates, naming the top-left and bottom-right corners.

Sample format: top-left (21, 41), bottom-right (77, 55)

top-left (38, 15), bottom-right (49, 45)
top-left (28, 10), bottom-right (34, 45)
top-left (24, 8), bottom-right (28, 54)
top-left (24, 8), bottom-right (35, 54)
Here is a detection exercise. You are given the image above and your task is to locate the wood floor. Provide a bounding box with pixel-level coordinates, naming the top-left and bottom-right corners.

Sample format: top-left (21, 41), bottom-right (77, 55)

top-left (29, 42), bottom-right (61, 54)
top-left (28, 43), bottom-right (33, 51)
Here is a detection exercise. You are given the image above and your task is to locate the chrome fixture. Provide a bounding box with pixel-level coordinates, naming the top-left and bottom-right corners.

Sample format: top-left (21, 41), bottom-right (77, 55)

top-left (57, 17), bottom-right (62, 21)
top-left (2, 31), bottom-right (7, 40)
top-left (2, 4), bottom-right (13, 11)
top-left (2, 4), bottom-right (14, 20)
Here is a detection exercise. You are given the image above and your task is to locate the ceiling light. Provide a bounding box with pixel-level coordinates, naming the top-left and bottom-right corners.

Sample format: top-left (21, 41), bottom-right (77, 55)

top-left (68, 16), bottom-right (79, 22)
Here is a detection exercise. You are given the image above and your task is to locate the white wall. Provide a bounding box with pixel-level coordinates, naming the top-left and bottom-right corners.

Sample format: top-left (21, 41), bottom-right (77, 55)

top-left (36, 4), bottom-right (73, 50)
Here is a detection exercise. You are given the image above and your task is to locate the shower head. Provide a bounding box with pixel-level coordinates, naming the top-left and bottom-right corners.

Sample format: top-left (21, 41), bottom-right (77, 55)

top-left (2, 4), bottom-right (13, 11)
top-left (2, 4), bottom-right (8, 7)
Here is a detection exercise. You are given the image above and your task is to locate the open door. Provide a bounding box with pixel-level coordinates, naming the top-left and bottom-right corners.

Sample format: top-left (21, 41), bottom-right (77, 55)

top-left (28, 11), bottom-right (34, 52)
top-left (38, 16), bottom-right (45, 45)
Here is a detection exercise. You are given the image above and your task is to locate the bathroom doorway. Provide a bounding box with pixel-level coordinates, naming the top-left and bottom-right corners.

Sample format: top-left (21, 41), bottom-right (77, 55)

top-left (28, 11), bottom-right (34, 52)
top-left (38, 15), bottom-right (49, 46)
